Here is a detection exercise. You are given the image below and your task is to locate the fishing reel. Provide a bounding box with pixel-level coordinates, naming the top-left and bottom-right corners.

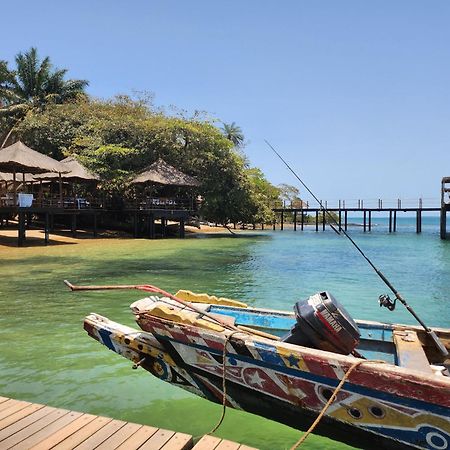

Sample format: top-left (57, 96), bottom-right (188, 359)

top-left (379, 294), bottom-right (396, 311)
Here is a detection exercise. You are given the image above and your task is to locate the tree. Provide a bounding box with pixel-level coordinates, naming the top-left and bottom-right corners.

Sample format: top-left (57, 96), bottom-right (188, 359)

top-left (0, 47), bottom-right (88, 147)
top-left (278, 183), bottom-right (301, 206)
top-left (221, 121), bottom-right (244, 148)
top-left (13, 97), bottom-right (270, 224)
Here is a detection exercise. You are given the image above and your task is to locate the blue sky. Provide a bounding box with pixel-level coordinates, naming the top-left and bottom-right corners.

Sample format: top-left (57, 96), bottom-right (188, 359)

top-left (2, 1), bottom-right (450, 203)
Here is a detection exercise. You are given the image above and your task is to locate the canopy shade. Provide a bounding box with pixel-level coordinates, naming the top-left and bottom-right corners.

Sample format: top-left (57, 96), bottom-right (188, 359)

top-left (34, 156), bottom-right (99, 182)
top-left (0, 172), bottom-right (35, 182)
top-left (130, 158), bottom-right (200, 187)
top-left (0, 141), bottom-right (69, 174)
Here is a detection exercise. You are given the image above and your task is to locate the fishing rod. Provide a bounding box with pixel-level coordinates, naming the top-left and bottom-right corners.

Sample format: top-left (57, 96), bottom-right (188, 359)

top-left (265, 139), bottom-right (449, 359)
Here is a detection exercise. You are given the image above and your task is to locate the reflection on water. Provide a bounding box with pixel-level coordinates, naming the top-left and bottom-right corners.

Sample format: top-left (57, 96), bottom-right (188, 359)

top-left (1, 219), bottom-right (449, 449)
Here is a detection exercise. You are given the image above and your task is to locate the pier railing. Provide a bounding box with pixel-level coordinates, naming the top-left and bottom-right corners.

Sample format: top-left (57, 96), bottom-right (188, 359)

top-left (277, 197), bottom-right (441, 210)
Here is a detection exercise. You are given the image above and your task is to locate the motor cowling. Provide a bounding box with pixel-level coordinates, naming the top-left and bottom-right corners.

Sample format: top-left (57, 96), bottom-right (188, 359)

top-left (283, 291), bottom-right (360, 355)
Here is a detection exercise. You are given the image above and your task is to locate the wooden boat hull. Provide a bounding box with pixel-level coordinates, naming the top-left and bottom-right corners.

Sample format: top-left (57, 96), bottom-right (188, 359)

top-left (84, 312), bottom-right (450, 450)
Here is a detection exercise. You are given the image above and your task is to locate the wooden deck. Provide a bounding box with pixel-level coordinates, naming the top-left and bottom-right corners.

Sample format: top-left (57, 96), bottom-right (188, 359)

top-left (0, 397), bottom-right (257, 450)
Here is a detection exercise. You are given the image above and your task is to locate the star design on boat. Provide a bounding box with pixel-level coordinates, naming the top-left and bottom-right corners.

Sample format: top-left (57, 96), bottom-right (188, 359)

top-left (245, 369), bottom-right (266, 388)
top-left (286, 353), bottom-right (301, 368)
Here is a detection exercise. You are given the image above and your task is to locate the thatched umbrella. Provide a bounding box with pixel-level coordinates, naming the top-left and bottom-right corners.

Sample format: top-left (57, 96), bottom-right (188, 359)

top-left (0, 141), bottom-right (69, 206)
top-left (130, 159), bottom-right (199, 187)
top-left (34, 156), bottom-right (99, 183)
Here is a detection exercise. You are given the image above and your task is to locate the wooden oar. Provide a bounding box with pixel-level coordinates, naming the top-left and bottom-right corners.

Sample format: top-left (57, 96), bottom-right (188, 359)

top-left (64, 280), bottom-right (280, 340)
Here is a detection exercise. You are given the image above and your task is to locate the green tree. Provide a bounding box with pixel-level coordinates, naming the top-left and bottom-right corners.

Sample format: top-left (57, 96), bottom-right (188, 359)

top-left (278, 183), bottom-right (301, 207)
top-left (0, 47), bottom-right (88, 147)
top-left (221, 121), bottom-right (244, 148)
top-left (13, 97), bottom-right (268, 224)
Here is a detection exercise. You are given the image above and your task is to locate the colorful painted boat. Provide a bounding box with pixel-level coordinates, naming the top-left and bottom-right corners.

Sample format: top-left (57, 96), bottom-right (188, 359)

top-left (84, 291), bottom-right (450, 450)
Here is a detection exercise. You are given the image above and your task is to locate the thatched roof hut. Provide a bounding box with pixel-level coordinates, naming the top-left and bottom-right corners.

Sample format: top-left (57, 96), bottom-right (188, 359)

top-left (130, 159), bottom-right (199, 187)
top-left (0, 141), bottom-right (68, 174)
top-left (34, 156), bottom-right (99, 182)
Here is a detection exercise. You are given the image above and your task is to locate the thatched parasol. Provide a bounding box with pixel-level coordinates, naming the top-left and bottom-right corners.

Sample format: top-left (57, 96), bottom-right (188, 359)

top-left (34, 156), bottom-right (99, 182)
top-left (0, 141), bottom-right (69, 206)
top-left (130, 159), bottom-right (199, 187)
top-left (0, 141), bottom-right (68, 174)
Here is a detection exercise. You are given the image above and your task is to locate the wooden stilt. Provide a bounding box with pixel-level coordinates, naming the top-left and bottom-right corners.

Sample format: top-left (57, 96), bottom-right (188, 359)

top-left (93, 213), bottom-right (97, 237)
top-left (322, 211), bottom-right (326, 231)
top-left (344, 210), bottom-right (348, 231)
top-left (301, 210), bottom-right (304, 231)
top-left (393, 210), bottom-right (397, 232)
top-left (338, 209), bottom-right (342, 231)
top-left (293, 211), bottom-right (297, 231)
top-left (280, 211), bottom-right (284, 231)
top-left (368, 210), bottom-right (371, 232)
top-left (45, 212), bottom-right (50, 244)
top-left (179, 218), bottom-right (185, 238)
top-left (315, 210), bottom-right (319, 231)
top-left (18, 211), bottom-right (26, 246)
top-left (71, 214), bottom-right (77, 238)
top-left (363, 211), bottom-right (367, 232)
top-left (389, 210), bottom-right (392, 233)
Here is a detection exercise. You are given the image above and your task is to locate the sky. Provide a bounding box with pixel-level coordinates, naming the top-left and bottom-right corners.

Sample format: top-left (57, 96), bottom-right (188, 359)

top-left (2, 1), bottom-right (450, 205)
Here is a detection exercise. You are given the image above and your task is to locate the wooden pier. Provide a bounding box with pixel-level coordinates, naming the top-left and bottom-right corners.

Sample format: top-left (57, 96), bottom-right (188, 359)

top-left (272, 206), bottom-right (439, 234)
top-left (441, 177), bottom-right (450, 240)
top-left (0, 206), bottom-right (192, 246)
top-left (0, 396), bottom-right (257, 450)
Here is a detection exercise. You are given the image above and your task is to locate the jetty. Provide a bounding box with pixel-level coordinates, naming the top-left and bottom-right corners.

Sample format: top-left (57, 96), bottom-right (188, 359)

top-left (0, 396), bottom-right (257, 450)
top-left (273, 190), bottom-right (450, 239)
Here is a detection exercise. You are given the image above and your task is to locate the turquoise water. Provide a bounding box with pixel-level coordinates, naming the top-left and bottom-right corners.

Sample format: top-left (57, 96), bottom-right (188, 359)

top-left (0, 216), bottom-right (449, 449)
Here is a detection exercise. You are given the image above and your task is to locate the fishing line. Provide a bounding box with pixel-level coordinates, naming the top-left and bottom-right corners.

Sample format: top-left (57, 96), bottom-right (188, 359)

top-left (265, 139), bottom-right (448, 358)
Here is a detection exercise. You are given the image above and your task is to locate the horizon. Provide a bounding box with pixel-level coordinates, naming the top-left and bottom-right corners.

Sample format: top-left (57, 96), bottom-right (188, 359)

top-left (2, 1), bottom-right (450, 202)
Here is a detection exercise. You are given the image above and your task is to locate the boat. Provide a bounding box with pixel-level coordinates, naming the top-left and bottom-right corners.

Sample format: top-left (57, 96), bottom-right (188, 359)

top-left (82, 287), bottom-right (450, 450)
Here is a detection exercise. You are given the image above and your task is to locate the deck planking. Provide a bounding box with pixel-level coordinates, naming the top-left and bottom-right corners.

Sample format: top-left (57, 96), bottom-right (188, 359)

top-left (0, 397), bottom-right (258, 450)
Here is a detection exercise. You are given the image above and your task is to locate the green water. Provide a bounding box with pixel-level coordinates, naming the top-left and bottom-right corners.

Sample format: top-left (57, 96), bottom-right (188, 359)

top-left (1, 220), bottom-right (449, 449)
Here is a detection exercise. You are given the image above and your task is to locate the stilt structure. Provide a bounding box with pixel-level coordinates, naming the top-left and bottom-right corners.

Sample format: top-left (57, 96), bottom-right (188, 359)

top-left (441, 177), bottom-right (450, 240)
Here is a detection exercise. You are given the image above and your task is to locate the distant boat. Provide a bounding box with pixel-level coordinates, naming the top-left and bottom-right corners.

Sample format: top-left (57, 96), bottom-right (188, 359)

top-left (83, 290), bottom-right (450, 450)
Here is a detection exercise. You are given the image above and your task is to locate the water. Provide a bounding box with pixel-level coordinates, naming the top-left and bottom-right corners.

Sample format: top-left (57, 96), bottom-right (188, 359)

top-left (1, 216), bottom-right (449, 449)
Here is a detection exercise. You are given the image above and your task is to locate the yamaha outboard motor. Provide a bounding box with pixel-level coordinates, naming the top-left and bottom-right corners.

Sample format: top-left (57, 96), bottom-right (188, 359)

top-left (283, 291), bottom-right (360, 355)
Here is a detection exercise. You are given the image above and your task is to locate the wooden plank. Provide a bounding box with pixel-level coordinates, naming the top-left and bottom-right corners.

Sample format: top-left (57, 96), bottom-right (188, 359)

top-left (160, 432), bottom-right (193, 450)
top-left (393, 330), bottom-right (434, 374)
top-left (238, 446), bottom-right (259, 450)
top-left (73, 419), bottom-right (126, 449)
top-left (0, 404), bottom-right (44, 431)
top-left (30, 414), bottom-right (97, 450)
top-left (0, 407), bottom-right (67, 448)
top-left (0, 397), bottom-right (11, 404)
top-left (139, 428), bottom-right (175, 449)
top-left (0, 401), bottom-right (30, 421)
top-left (9, 410), bottom-right (82, 449)
top-left (0, 399), bottom-right (22, 413)
top-left (115, 425), bottom-right (159, 450)
top-left (0, 406), bottom-right (56, 442)
top-left (95, 422), bottom-right (142, 450)
top-left (192, 435), bottom-right (221, 450)
top-left (52, 416), bottom-right (113, 449)
top-left (216, 440), bottom-right (240, 450)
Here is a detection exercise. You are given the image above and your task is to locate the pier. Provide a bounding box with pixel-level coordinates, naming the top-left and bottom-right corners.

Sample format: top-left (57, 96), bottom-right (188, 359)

top-left (272, 197), bottom-right (444, 235)
top-left (441, 177), bottom-right (450, 239)
top-left (0, 396), bottom-right (257, 450)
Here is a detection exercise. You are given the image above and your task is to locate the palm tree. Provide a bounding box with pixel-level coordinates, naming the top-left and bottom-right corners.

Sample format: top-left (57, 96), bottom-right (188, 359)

top-left (0, 47), bottom-right (89, 147)
top-left (221, 121), bottom-right (245, 148)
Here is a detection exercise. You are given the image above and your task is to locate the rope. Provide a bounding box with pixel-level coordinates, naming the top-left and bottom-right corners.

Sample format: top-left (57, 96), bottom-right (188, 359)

top-left (289, 359), bottom-right (385, 449)
top-left (206, 330), bottom-right (244, 435)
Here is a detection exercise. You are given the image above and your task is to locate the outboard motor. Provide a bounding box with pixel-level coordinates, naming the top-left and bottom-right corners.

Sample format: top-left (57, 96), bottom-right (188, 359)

top-left (283, 291), bottom-right (360, 355)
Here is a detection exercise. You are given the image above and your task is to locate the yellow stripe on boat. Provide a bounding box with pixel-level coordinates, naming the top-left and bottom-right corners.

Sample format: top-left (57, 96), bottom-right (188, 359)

top-left (175, 290), bottom-right (248, 308)
top-left (144, 304), bottom-right (225, 332)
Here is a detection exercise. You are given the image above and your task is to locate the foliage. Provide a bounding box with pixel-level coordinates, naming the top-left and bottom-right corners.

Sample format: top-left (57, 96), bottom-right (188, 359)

top-left (278, 183), bottom-right (301, 206)
top-left (221, 121), bottom-right (244, 148)
top-left (10, 96), bottom-right (279, 223)
top-left (0, 48), bottom-right (88, 146)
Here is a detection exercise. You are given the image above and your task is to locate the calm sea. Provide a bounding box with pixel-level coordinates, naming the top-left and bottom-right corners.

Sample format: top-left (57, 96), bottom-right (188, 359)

top-left (1, 215), bottom-right (449, 449)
